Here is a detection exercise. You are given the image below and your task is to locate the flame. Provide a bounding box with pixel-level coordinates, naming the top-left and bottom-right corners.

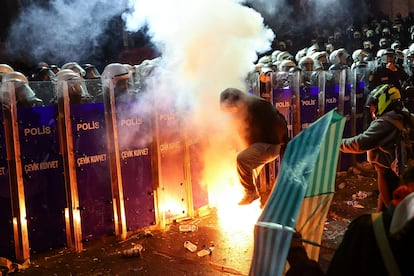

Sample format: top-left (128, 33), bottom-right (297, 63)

top-left (204, 155), bottom-right (262, 253)
top-left (158, 196), bottom-right (185, 216)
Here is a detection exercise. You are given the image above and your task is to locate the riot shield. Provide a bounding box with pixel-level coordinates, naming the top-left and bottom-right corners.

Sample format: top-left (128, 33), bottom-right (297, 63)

top-left (0, 108), bottom-right (14, 260)
top-left (103, 84), bottom-right (156, 233)
top-left (18, 105), bottom-right (66, 253)
top-left (56, 78), bottom-right (114, 251)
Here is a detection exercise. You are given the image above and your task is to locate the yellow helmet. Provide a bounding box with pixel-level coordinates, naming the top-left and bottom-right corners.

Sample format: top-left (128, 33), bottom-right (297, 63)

top-left (367, 84), bottom-right (402, 116)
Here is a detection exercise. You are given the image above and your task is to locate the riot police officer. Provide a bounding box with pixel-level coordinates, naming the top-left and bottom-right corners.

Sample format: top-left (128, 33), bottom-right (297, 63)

top-left (1, 71), bottom-right (43, 108)
top-left (369, 48), bottom-right (408, 91)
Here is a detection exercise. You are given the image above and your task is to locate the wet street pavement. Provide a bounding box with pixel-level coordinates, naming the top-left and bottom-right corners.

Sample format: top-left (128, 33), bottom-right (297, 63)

top-left (2, 163), bottom-right (379, 276)
top-left (12, 209), bottom-right (260, 276)
top-left (4, 208), bottom-right (336, 275)
top-left (4, 210), bottom-right (339, 276)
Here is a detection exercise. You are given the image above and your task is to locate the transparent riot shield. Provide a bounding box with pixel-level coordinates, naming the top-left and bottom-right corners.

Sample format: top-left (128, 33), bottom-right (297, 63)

top-left (84, 79), bottom-right (102, 102)
top-left (154, 100), bottom-right (189, 225)
top-left (178, 105), bottom-right (211, 216)
top-left (0, 99), bottom-right (14, 260)
top-left (326, 69), bottom-right (354, 170)
top-left (295, 72), bottom-right (319, 131)
top-left (273, 74), bottom-right (295, 139)
top-left (28, 81), bottom-right (54, 104)
top-left (246, 71), bottom-right (259, 96)
top-left (0, 81), bottom-right (30, 262)
top-left (102, 79), bottom-right (155, 235)
top-left (18, 101), bottom-right (66, 254)
top-left (9, 80), bottom-right (67, 255)
top-left (56, 78), bottom-right (113, 251)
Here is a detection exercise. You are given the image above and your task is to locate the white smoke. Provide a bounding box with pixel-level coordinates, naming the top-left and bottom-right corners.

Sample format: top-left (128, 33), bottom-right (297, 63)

top-left (6, 0), bottom-right (128, 65)
top-left (122, 0), bottom-right (274, 203)
top-left (123, 0), bottom-right (274, 116)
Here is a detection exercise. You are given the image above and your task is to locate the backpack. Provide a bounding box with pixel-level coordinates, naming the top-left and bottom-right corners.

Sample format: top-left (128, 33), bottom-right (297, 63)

top-left (382, 110), bottom-right (414, 176)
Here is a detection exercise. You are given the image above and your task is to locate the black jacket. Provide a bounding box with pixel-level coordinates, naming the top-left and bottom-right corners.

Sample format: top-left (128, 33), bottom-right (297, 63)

top-left (340, 110), bottom-right (403, 168)
top-left (326, 205), bottom-right (414, 276)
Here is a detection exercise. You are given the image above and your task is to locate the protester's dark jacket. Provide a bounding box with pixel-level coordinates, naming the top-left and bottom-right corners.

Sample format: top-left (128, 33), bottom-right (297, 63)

top-left (326, 205), bottom-right (414, 276)
top-left (242, 95), bottom-right (288, 146)
top-left (340, 110), bottom-right (403, 168)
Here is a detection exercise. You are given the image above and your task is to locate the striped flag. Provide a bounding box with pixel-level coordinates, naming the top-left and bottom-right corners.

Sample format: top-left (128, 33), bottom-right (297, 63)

top-left (249, 109), bottom-right (345, 276)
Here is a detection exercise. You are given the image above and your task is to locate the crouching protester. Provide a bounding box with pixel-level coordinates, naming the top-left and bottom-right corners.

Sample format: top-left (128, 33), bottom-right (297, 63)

top-left (286, 165), bottom-right (414, 276)
top-left (219, 88), bottom-right (289, 208)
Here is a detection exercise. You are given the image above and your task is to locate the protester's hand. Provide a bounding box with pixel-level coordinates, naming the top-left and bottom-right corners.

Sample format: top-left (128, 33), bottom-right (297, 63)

top-left (290, 231), bottom-right (304, 250)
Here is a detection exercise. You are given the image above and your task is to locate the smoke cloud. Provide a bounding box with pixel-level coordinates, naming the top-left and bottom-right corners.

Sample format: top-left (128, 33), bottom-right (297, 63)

top-left (245, 0), bottom-right (371, 41)
top-left (6, 0), bottom-right (128, 66)
top-left (122, 0), bottom-right (274, 208)
top-left (122, 0), bottom-right (274, 114)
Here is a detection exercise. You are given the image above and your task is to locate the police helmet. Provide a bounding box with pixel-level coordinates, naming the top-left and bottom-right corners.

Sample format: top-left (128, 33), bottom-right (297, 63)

top-left (2, 71), bottom-right (42, 106)
top-left (276, 51), bottom-right (294, 62)
top-left (0, 64), bottom-right (14, 81)
top-left (278, 59), bottom-right (296, 72)
top-left (2, 71), bottom-right (28, 86)
top-left (298, 56), bottom-right (314, 71)
top-left (82, 64), bottom-right (101, 79)
top-left (258, 55), bottom-right (272, 65)
top-left (101, 63), bottom-right (129, 85)
top-left (61, 62), bottom-right (86, 77)
top-left (54, 69), bottom-right (90, 103)
top-left (352, 49), bottom-right (368, 62)
top-left (381, 48), bottom-right (396, 63)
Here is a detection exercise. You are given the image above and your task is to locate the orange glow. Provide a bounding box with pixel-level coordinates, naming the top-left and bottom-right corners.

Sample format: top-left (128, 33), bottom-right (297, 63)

top-left (158, 195), bottom-right (186, 218)
top-left (73, 209), bottom-right (81, 225)
top-left (203, 147), bottom-right (261, 255)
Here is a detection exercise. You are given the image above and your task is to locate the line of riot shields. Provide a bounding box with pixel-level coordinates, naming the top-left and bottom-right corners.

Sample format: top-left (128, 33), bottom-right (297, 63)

top-left (0, 66), bottom-right (370, 262)
top-left (247, 67), bottom-right (370, 193)
top-left (248, 67), bottom-right (370, 144)
top-left (0, 76), bottom-right (208, 262)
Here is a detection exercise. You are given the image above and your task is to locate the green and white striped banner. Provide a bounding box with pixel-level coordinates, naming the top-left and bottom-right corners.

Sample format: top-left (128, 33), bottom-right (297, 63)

top-left (249, 109), bottom-right (345, 276)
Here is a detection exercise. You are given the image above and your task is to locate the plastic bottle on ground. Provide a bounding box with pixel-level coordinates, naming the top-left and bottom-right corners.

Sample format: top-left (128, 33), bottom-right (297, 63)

top-left (184, 241), bottom-right (198, 252)
top-left (179, 224), bottom-right (198, 232)
top-left (197, 245), bottom-right (215, 257)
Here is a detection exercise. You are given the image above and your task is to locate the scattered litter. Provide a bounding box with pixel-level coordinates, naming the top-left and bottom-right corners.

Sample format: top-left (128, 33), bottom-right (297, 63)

top-left (337, 182), bottom-right (346, 189)
top-left (122, 244), bottom-right (143, 258)
top-left (346, 190), bottom-right (371, 208)
top-left (355, 161), bottom-right (374, 171)
top-left (0, 257), bottom-right (30, 273)
top-left (152, 251), bottom-right (174, 260)
top-left (352, 167), bottom-right (361, 175)
top-left (346, 200), bottom-right (358, 206)
top-left (183, 241), bottom-right (198, 252)
top-left (122, 229), bottom-right (154, 243)
top-left (209, 262), bottom-right (244, 275)
top-left (336, 171), bottom-right (348, 177)
top-left (325, 229), bottom-right (346, 240)
top-left (346, 200), bottom-right (365, 208)
top-left (352, 190), bottom-right (371, 200)
top-left (144, 229), bottom-right (153, 237)
top-left (197, 245), bottom-right (215, 257)
top-left (353, 204), bottom-right (365, 209)
top-left (179, 224), bottom-right (198, 233)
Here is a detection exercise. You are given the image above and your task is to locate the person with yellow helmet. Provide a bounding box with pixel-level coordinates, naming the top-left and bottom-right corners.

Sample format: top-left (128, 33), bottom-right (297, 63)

top-left (340, 84), bottom-right (405, 212)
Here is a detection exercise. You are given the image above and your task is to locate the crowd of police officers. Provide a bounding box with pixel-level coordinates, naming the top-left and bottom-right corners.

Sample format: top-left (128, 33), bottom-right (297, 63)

top-left (1, 12), bottom-right (414, 112)
top-left (251, 13), bottom-right (414, 115)
top-left (2, 7), bottom-right (414, 266)
top-left (0, 58), bottom-right (162, 108)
